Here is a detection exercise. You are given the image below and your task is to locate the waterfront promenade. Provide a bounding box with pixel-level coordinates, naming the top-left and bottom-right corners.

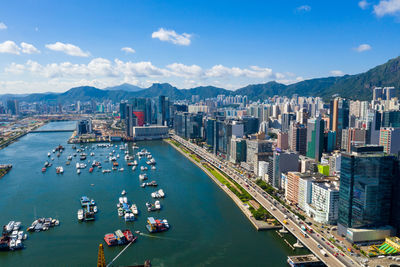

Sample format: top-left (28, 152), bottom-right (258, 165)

top-left (171, 134), bottom-right (356, 267)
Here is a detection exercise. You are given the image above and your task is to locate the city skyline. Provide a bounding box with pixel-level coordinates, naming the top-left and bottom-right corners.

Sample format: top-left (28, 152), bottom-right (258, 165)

top-left (1, 0), bottom-right (400, 94)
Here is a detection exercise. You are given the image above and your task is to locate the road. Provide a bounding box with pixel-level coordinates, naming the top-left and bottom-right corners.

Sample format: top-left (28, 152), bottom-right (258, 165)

top-left (171, 134), bottom-right (360, 267)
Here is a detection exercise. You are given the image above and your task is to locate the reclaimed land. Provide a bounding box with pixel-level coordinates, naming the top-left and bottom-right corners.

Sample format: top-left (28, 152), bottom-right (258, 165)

top-left (166, 138), bottom-right (280, 231)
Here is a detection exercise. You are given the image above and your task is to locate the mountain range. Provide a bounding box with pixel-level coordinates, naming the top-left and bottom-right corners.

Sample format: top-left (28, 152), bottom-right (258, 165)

top-left (2, 56), bottom-right (400, 103)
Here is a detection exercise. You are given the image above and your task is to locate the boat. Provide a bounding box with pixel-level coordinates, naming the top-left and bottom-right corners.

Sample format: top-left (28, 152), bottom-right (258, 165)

top-left (131, 204), bottom-right (138, 215)
top-left (121, 190), bottom-right (126, 195)
top-left (145, 217), bottom-right (169, 233)
top-left (44, 161), bottom-right (49, 167)
top-left (155, 200), bottom-right (161, 210)
top-left (56, 166), bottom-right (64, 174)
top-left (139, 173), bottom-right (148, 180)
top-left (77, 209), bottom-right (84, 221)
top-left (66, 161), bottom-right (70, 165)
top-left (67, 155), bottom-right (72, 160)
top-left (89, 167), bottom-right (94, 173)
top-left (77, 169), bottom-right (81, 174)
top-left (140, 166), bottom-right (148, 171)
top-left (42, 167), bottom-right (47, 172)
top-left (47, 152), bottom-right (51, 157)
top-left (132, 166), bottom-right (136, 171)
top-left (4, 221), bottom-right (15, 233)
top-left (102, 169), bottom-right (111, 173)
top-left (123, 197), bottom-right (128, 204)
top-left (151, 189), bottom-right (165, 198)
top-left (151, 166), bottom-right (156, 170)
top-left (13, 222), bottom-right (21, 230)
top-left (118, 208), bottom-right (124, 217)
top-left (80, 196), bottom-right (91, 206)
top-left (90, 152), bottom-right (95, 156)
top-left (76, 162), bottom-right (80, 169)
top-left (124, 213), bottom-right (135, 222)
top-left (103, 229), bottom-right (137, 246)
top-left (93, 206), bottom-right (98, 213)
top-left (119, 168), bottom-right (124, 172)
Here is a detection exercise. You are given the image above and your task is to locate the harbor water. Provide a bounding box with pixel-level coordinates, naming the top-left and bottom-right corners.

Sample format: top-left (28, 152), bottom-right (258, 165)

top-left (0, 121), bottom-right (307, 266)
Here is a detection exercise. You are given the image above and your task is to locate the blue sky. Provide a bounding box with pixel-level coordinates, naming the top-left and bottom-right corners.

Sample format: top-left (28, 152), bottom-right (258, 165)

top-left (0, 0), bottom-right (400, 94)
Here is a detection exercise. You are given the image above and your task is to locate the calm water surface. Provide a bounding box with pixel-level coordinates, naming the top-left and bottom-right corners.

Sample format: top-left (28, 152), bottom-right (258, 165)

top-left (0, 121), bottom-right (306, 267)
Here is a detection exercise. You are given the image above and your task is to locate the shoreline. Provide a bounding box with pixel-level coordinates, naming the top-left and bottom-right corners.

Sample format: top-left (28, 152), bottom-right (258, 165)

top-left (165, 138), bottom-right (280, 231)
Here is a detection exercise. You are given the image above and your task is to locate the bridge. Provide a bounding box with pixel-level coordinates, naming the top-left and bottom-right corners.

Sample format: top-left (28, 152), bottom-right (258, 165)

top-left (30, 129), bottom-right (75, 133)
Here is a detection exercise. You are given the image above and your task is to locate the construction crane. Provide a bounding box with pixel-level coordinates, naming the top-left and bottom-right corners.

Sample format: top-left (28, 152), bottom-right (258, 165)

top-left (97, 243), bottom-right (106, 267)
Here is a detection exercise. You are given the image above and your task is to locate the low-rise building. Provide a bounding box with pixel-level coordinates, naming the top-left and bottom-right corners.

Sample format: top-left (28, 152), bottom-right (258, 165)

top-left (132, 126), bottom-right (169, 140)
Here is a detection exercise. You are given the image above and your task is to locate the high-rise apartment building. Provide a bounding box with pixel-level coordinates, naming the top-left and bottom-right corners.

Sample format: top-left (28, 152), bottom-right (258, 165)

top-left (306, 116), bottom-right (324, 161)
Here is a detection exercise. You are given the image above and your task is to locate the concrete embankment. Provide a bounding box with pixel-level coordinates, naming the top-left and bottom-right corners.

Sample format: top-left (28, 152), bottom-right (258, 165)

top-left (165, 138), bottom-right (280, 231)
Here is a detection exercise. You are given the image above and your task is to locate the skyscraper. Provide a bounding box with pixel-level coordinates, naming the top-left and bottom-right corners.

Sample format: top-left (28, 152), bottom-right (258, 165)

top-left (289, 122), bottom-right (307, 156)
top-left (125, 104), bottom-right (134, 137)
top-left (329, 97), bottom-right (349, 148)
top-left (306, 116), bottom-right (324, 161)
top-left (338, 146), bottom-right (398, 237)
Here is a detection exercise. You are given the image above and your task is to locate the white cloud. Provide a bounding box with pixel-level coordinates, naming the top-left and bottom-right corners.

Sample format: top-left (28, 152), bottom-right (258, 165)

top-left (0, 41), bottom-right (20, 54)
top-left (21, 42), bottom-right (40, 54)
top-left (45, 42), bottom-right (90, 57)
top-left (330, 70), bottom-right (344, 76)
top-left (3, 58), bottom-right (294, 93)
top-left (121, 47), bottom-right (135, 54)
top-left (152, 28), bottom-right (192, 46)
top-left (296, 5), bottom-right (311, 12)
top-left (205, 65), bottom-right (274, 79)
top-left (0, 22), bottom-right (7, 30)
top-left (166, 63), bottom-right (203, 78)
top-left (359, 0), bottom-right (370, 9)
top-left (354, 43), bottom-right (372, 52)
top-left (374, 0), bottom-right (400, 17)
top-left (35, 27), bottom-right (39, 32)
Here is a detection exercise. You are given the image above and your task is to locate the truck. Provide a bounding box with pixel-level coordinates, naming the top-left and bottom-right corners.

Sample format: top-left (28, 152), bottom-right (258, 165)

top-left (320, 249), bottom-right (328, 257)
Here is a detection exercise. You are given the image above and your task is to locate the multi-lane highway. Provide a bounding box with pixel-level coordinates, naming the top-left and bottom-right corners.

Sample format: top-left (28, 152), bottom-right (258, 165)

top-left (171, 134), bottom-right (360, 267)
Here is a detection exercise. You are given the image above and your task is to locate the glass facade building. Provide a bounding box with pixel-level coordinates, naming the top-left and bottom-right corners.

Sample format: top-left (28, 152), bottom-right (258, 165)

top-left (338, 147), bottom-right (397, 235)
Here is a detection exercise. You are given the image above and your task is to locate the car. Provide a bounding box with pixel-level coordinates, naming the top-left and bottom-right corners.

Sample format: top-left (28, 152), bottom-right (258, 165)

top-left (317, 245), bottom-right (322, 249)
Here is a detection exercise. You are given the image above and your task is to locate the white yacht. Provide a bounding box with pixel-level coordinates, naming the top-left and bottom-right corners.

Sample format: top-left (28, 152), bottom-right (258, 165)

top-left (131, 204), bottom-right (138, 215)
top-left (155, 200), bottom-right (161, 210)
top-left (77, 209), bottom-right (84, 221)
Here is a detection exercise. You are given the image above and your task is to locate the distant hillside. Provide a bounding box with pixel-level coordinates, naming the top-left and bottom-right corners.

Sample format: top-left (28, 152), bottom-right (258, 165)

top-left (104, 83), bottom-right (143, 92)
top-left (9, 56), bottom-right (400, 103)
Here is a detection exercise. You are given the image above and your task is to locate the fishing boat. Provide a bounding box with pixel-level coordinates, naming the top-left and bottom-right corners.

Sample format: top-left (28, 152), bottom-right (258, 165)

top-left (103, 229), bottom-right (136, 246)
top-left (146, 217), bottom-right (169, 233)
top-left (89, 167), bottom-right (94, 173)
top-left (42, 167), bottom-right (47, 172)
top-left (56, 166), bottom-right (64, 174)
